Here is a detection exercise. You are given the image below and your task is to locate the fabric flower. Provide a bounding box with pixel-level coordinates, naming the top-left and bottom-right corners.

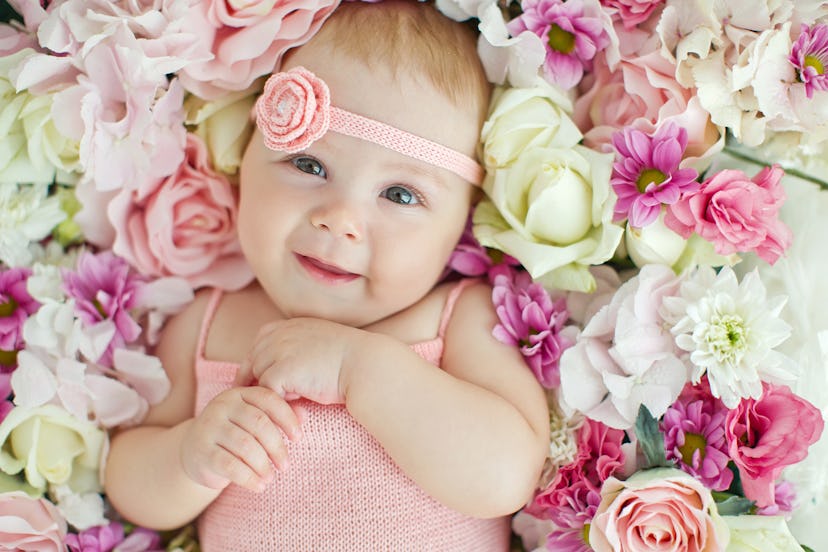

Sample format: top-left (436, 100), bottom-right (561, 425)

top-left (611, 122), bottom-right (699, 228)
top-left (0, 404), bottom-right (106, 492)
top-left (0, 491), bottom-right (67, 551)
top-left (789, 23), bottom-right (828, 99)
top-left (590, 467), bottom-right (729, 552)
top-left (559, 263), bottom-right (687, 429)
top-left (255, 66), bottom-right (331, 153)
top-left (725, 382), bottom-right (824, 508)
top-left (722, 514), bottom-right (803, 552)
top-left (177, 0), bottom-right (339, 100)
top-left (507, 0), bottom-right (613, 90)
top-left (0, 267), bottom-right (38, 365)
top-left (491, 271), bottom-right (576, 388)
top-left (108, 133), bottom-right (254, 291)
top-left (665, 165), bottom-right (793, 265)
top-left (663, 266), bottom-right (797, 408)
top-left (661, 380), bottom-right (732, 491)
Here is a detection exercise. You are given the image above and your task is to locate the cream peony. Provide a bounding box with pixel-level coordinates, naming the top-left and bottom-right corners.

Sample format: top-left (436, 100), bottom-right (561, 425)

top-left (473, 144), bottom-right (623, 293)
top-left (0, 404), bottom-right (106, 493)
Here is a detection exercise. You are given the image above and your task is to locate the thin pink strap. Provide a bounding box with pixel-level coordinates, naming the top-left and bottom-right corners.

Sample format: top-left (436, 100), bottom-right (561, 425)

top-left (437, 278), bottom-right (479, 338)
top-left (196, 288), bottom-right (225, 361)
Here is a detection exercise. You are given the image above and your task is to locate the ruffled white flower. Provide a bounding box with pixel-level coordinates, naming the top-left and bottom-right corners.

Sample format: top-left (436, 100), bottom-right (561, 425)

top-left (662, 265), bottom-right (797, 408)
top-left (0, 183), bottom-right (65, 268)
top-left (51, 485), bottom-right (106, 531)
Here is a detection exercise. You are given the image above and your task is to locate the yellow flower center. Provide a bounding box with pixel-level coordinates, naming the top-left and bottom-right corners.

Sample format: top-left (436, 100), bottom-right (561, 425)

top-left (678, 433), bottom-right (707, 465)
top-left (705, 313), bottom-right (748, 364)
top-left (92, 297), bottom-right (108, 319)
top-left (548, 24), bottom-right (576, 54)
top-left (804, 54), bottom-right (825, 75)
top-left (582, 523), bottom-right (591, 546)
top-left (0, 298), bottom-right (17, 317)
top-left (0, 349), bottom-right (17, 367)
top-left (636, 168), bottom-right (667, 193)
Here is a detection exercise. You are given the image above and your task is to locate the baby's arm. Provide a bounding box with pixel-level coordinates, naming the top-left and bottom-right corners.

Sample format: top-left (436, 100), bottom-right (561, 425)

top-left (104, 292), bottom-right (300, 529)
top-left (343, 281), bottom-right (549, 518)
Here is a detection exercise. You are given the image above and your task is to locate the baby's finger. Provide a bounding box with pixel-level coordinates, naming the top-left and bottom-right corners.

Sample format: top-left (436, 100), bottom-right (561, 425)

top-left (214, 421), bottom-right (276, 488)
top-left (241, 386), bottom-right (303, 442)
top-left (208, 441), bottom-right (270, 493)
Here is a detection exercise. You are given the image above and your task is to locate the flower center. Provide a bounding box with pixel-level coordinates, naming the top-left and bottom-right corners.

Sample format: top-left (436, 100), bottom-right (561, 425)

top-left (678, 432), bottom-right (707, 465)
top-left (804, 54), bottom-right (825, 75)
top-left (0, 349), bottom-right (17, 367)
top-left (548, 24), bottom-right (576, 54)
top-left (705, 314), bottom-right (748, 364)
top-left (0, 298), bottom-right (17, 318)
top-left (636, 168), bottom-right (667, 193)
top-left (91, 297), bottom-right (108, 319)
top-left (582, 523), bottom-right (591, 546)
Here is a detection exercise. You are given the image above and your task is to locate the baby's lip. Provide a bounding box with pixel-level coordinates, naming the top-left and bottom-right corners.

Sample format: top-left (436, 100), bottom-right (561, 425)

top-left (295, 253), bottom-right (360, 283)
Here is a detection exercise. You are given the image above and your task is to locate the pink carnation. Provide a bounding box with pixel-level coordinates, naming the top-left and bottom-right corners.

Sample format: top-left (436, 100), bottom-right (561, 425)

top-left (178, 0), bottom-right (340, 100)
top-left (725, 382), bottom-right (824, 508)
top-left (600, 0), bottom-right (663, 29)
top-left (665, 165), bottom-right (793, 264)
top-left (109, 133), bottom-right (254, 291)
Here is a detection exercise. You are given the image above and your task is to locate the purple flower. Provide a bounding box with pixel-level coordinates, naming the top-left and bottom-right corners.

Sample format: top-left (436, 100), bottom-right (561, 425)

top-left (757, 480), bottom-right (797, 517)
top-left (610, 122), bottom-right (699, 228)
top-left (507, 0), bottom-right (610, 89)
top-left (545, 525), bottom-right (592, 552)
top-left (0, 267), bottom-right (39, 368)
top-left (62, 251), bottom-right (145, 366)
top-left (65, 521), bottom-right (126, 552)
top-left (661, 381), bottom-right (732, 491)
top-left (491, 271), bottom-right (574, 388)
top-left (789, 23), bottom-right (828, 99)
top-left (446, 214), bottom-right (519, 279)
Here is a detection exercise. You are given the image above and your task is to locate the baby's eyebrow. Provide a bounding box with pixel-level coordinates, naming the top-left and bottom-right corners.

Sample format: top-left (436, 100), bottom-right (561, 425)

top-left (382, 160), bottom-right (451, 190)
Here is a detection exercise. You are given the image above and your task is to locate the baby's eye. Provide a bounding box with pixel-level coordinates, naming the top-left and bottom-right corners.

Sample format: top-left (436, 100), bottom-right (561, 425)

top-left (290, 156), bottom-right (326, 177)
top-left (381, 185), bottom-right (421, 205)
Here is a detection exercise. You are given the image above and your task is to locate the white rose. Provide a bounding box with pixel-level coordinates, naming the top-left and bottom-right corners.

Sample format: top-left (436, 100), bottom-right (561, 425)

top-left (723, 515), bottom-right (804, 552)
top-left (625, 211), bottom-right (687, 268)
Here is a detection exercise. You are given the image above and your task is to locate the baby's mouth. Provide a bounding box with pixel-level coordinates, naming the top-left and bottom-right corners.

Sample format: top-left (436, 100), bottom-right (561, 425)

top-left (295, 253), bottom-right (360, 284)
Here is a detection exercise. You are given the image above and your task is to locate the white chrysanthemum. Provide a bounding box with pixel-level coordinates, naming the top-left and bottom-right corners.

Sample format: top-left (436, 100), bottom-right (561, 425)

top-left (0, 183), bottom-right (65, 267)
top-left (662, 265), bottom-right (797, 408)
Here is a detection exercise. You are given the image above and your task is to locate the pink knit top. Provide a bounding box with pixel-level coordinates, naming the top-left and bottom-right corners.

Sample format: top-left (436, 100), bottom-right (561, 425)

top-left (193, 281), bottom-right (512, 551)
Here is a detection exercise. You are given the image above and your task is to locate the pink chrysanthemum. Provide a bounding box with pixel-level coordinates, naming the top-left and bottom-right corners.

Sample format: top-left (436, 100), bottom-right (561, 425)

top-left (491, 271), bottom-right (574, 388)
top-left (507, 0), bottom-right (611, 89)
top-left (611, 122), bottom-right (699, 228)
top-left (789, 23), bottom-right (828, 99)
top-left (446, 215), bottom-right (519, 279)
top-left (62, 251), bottom-right (146, 366)
top-left (544, 511), bottom-right (596, 552)
top-left (661, 381), bottom-right (732, 491)
top-left (0, 267), bottom-right (39, 368)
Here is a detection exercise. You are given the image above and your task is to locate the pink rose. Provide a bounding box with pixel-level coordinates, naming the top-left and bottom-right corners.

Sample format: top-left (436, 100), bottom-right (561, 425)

top-left (590, 468), bottom-right (729, 552)
top-left (109, 133), bottom-right (254, 291)
top-left (178, 0), bottom-right (340, 100)
top-left (255, 67), bottom-right (331, 153)
top-left (574, 52), bottom-right (721, 166)
top-left (725, 383), bottom-right (824, 508)
top-left (600, 0), bottom-right (664, 29)
top-left (664, 165), bottom-right (793, 264)
top-left (0, 491), bottom-right (67, 551)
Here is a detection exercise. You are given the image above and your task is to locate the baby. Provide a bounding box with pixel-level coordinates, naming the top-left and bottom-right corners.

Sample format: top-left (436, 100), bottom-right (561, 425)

top-left (105, 1), bottom-right (549, 549)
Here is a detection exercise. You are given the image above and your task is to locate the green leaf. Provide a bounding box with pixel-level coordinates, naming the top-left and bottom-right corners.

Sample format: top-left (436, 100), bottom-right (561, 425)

top-left (0, 1), bottom-right (22, 25)
top-left (634, 404), bottom-right (669, 469)
top-left (711, 492), bottom-right (755, 516)
top-left (801, 545), bottom-right (814, 552)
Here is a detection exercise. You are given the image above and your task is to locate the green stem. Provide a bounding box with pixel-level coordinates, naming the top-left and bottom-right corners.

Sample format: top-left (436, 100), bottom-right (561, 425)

top-left (722, 145), bottom-right (828, 190)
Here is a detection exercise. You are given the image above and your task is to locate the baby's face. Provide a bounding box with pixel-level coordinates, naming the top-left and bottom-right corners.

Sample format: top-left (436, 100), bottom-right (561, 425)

top-left (237, 47), bottom-right (479, 327)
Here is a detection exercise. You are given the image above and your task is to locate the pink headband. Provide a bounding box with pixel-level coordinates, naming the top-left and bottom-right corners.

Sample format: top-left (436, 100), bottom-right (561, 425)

top-left (254, 66), bottom-right (484, 185)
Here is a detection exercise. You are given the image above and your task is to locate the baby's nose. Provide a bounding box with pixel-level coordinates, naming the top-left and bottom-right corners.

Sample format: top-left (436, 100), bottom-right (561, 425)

top-left (309, 200), bottom-right (364, 242)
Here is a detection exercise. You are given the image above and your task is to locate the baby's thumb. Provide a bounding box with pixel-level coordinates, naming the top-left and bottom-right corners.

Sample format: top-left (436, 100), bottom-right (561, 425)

top-left (234, 359), bottom-right (255, 387)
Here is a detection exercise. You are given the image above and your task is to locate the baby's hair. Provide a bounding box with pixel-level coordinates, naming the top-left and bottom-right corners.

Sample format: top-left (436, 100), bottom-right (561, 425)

top-left (305, 0), bottom-right (492, 127)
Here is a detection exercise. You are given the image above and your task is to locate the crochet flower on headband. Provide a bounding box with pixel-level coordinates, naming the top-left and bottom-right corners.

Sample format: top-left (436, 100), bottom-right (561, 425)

top-left (255, 67), bottom-right (332, 153)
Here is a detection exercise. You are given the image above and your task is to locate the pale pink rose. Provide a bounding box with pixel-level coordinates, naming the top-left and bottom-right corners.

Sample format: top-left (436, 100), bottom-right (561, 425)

top-left (108, 133), bottom-right (254, 291)
top-left (664, 165), bottom-right (793, 265)
top-left (725, 383), bottom-right (824, 508)
top-left (590, 468), bottom-right (729, 552)
top-left (178, 0), bottom-right (340, 100)
top-left (600, 0), bottom-right (663, 29)
top-left (255, 67), bottom-right (331, 153)
top-left (573, 51), bottom-right (722, 166)
top-left (0, 491), bottom-right (67, 551)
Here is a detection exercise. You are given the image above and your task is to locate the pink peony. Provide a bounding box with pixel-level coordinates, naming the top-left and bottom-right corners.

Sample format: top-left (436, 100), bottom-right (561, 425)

top-left (491, 271), bottom-right (574, 388)
top-left (725, 382), bottom-right (824, 508)
top-left (255, 67), bottom-right (331, 153)
top-left (109, 133), bottom-right (253, 291)
top-left (507, 0), bottom-right (611, 89)
top-left (177, 0), bottom-right (340, 100)
top-left (590, 468), bottom-right (728, 552)
top-left (665, 165), bottom-right (793, 264)
top-left (0, 491), bottom-right (67, 551)
top-left (0, 267), bottom-right (39, 364)
top-left (600, 0), bottom-right (663, 29)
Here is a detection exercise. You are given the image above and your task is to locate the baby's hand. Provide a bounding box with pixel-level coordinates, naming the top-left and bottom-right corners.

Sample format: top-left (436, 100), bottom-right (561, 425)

top-left (181, 386), bottom-right (302, 492)
top-left (237, 318), bottom-right (364, 405)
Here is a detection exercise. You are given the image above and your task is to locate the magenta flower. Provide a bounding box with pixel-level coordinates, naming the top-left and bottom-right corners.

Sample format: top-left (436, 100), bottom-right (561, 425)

top-left (757, 480), bottom-right (797, 517)
top-left (0, 267), bottom-right (39, 368)
top-left (62, 251), bottom-right (145, 366)
top-left (611, 122), bottom-right (699, 228)
top-left (66, 522), bottom-right (125, 552)
top-left (661, 381), bottom-right (732, 491)
top-left (507, 0), bottom-right (611, 89)
top-left (447, 214), bottom-right (519, 278)
top-left (545, 525), bottom-right (593, 552)
top-left (491, 271), bottom-right (574, 388)
top-left (789, 23), bottom-right (828, 99)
